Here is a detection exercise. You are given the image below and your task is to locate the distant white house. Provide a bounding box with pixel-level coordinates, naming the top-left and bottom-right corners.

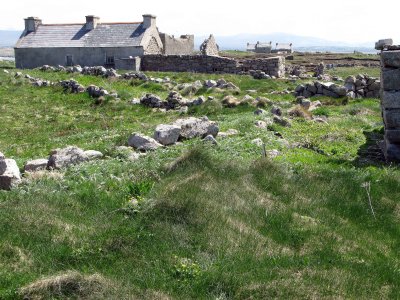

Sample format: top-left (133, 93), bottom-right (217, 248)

top-left (246, 41), bottom-right (293, 54)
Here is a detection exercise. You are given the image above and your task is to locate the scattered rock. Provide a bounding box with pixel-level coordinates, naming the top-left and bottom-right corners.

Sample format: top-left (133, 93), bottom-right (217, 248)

top-left (173, 116), bottom-right (219, 139)
top-left (203, 134), bottom-right (218, 145)
top-left (154, 124), bottom-right (181, 146)
top-left (267, 149), bottom-right (280, 158)
top-left (0, 157), bottom-right (21, 190)
top-left (218, 129), bottom-right (239, 138)
top-left (222, 96), bottom-right (240, 108)
top-left (273, 116), bottom-right (291, 127)
top-left (255, 121), bottom-right (267, 128)
top-left (254, 108), bottom-right (266, 116)
top-left (271, 106), bottom-right (282, 116)
top-left (129, 98), bottom-right (141, 105)
top-left (140, 94), bottom-right (164, 108)
top-left (128, 133), bottom-right (162, 151)
top-left (24, 159), bottom-right (49, 172)
top-left (48, 146), bottom-right (89, 169)
top-left (251, 138), bottom-right (263, 146)
top-left (84, 150), bottom-right (103, 160)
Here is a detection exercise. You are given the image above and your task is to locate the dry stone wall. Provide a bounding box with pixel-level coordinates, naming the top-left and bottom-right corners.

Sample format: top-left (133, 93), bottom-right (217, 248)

top-left (379, 44), bottom-right (400, 161)
top-left (141, 55), bottom-right (285, 77)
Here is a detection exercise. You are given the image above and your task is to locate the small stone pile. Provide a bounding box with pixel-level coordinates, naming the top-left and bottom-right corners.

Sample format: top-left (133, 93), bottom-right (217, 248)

top-left (128, 116), bottom-right (219, 151)
top-left (344, 74), bottom-right (380, 98)
top-left (140, 92), bottom-right (206, 110)
top-left (122, 71), bottom-right (148, 81)
top-left (38, 64), bottom-right (119, 78)
top-left (0, 146), bottom-right (103, 190)
top-left (59, 79), bottom-right (86, 93)
top-left (314, 63), bottom-right (325, 77)
top-left (81, 66), bottom-right (120, 78)
top-left (377, 38), bottom-right (400, 161)
top-left (249, 70), bottom-right (271, 79)
top-left (295, 78), bottom-right (380, 99)
top-left (87, 85), bottom-right (109, 98)
top-left (204, 78), bottom-right (239, 90)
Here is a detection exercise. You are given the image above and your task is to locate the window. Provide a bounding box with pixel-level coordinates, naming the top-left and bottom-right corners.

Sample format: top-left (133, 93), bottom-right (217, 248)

top-left (66, 55), bottom-right (73, 66)
top-left (106, 56), bottom-right (115, 65)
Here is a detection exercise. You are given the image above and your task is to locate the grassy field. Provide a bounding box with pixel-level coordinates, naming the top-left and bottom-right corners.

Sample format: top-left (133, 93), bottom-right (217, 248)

top-left (1, 62), bottom-right (399, 299)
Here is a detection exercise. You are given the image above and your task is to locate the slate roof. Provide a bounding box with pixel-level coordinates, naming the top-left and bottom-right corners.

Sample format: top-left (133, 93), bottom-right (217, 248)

top-left (16, 23), bottom-right (146, 48)
top-left (256, 42), bottom-right (272, 49)
top-left (275, 43), bottom-right (292, 50)
top-left (246, 43), bottom-right (256, 51)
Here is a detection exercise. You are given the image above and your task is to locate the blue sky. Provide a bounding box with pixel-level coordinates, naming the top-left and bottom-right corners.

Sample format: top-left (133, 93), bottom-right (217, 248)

top-left (1, 0), bottom-right (398, 44)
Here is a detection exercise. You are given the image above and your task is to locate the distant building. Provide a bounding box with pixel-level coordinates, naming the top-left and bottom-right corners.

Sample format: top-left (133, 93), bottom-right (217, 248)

top-left (246, 41), bottom-right (293, 54)
top-left (247, 41), bottom-right (272, 53)
top-left (14, 14), bottom-right (195, 69)
top-left (272, 43), bottom-right (293, 54)
top-left (246, 43), bottom-right (256, 52)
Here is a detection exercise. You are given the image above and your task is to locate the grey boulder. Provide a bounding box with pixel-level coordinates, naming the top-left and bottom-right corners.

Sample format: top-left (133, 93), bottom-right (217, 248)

top-left (47, 146), bottom-right (89, 169)
top-left (0, 158), bottom-right (21, 190)
top-left (24, 158), bottom-right (49, 172)
top-left (128, 133), bottom-right (162, 151)
top-left (154, 124), bottom-right (181, 146)
top-left (173, 116), bottom-right (219, 139)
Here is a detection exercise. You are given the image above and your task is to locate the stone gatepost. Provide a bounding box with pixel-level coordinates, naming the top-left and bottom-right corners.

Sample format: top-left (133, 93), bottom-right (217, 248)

top-left (376, 39), bottom-right (400, 161)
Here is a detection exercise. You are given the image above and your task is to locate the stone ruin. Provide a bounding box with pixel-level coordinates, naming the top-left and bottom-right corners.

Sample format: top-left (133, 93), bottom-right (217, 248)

top-left (376, 39), bottom-right (400, 161)
top-left (200, 34), bottom-right (219, 56)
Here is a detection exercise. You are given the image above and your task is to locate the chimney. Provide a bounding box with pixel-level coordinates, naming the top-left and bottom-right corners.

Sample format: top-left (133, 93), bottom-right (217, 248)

top-left (85, 15), bottom-right (100, 30)
top-left (24, 17), bottom-right (42, 33)
top-left (142, 14), bottom-right (156, 28)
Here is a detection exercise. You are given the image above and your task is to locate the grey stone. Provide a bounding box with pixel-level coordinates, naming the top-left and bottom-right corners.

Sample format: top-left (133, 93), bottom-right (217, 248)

top-left (273, 115), bottom-right (291, 127)
top-left (47, 146), bottom-right (89, 169)
top-left (0, 159), bottom-right (21, 190)
top-left (385, 130), bottom-right (400, 143)
top-left (344, 82), bottom-right (355, 92)
top-left (383, 109), bottom-right (400, 128)
top-left (24, 158), bottom-right (49, 172)
top-left (204, 80), bottom-right (217, 88)
top-left (382, 91), bottom-right (400, 108)
top-left (331, 85), bottom-right (347, 96)
top-left (375, 38), bottom-right (393, 50)
top-left (218, 129), bottom-right (239, 138)
top-left (345, 76), bottom-right (356, 84)
top-left (382, 68), bottom-right (400, 91)
top-left (128, 133), bottom-right (162, 151)
top-left (140, 94), bottom-right (164, 108)
top-left (130, 98), bottom-right (141, 105)
top-left (203, 134), bottom-right (218, 145)
top-left (254, 109), bottom-right (266, 116)
top-left (154, 124), bottom-right (181, 145)
top-left (251, 138), bottom-right (263, 146)
top-left (173, 117), bottom-right (219, 139)
top-left (271, 106), bottom-right (282, 116)
top-left (255, 121), bottom-right (267, 128)
top-left (266, 149), bottom-right (280, 158)
top-left (300, 99), bottom-right (311, 110)
top-left (384, 140), bottom-right (400, 161)
top-left (115, 146), bottom-right (140, 161)
top-left (382, 50), bottom-right (400, 68)
top-left (84, 150), bottom-right (103, 160)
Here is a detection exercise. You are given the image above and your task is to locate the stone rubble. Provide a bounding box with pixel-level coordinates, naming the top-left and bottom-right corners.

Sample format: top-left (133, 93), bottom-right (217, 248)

top-left (0, 154), bottom-right (21, 190)
top-left (128, 133), bottom-right (163, 151)
top-left (294, 77), bottom-right (380, 99)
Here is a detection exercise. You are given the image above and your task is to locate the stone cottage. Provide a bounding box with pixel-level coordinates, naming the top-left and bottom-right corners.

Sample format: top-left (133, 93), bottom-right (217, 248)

top-left (14, 15), bottom-right (164, 69)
